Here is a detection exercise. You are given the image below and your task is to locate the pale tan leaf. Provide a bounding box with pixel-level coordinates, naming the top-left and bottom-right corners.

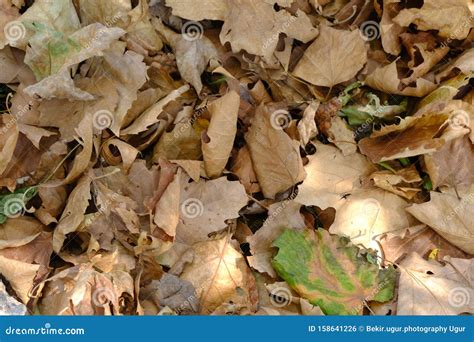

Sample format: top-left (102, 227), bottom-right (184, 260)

top-left (365, 60), bottom-right (437, 97)
top-left (53, 172), bottom-right (93, 253)
top-left (202, 91), bottom-right (240, 178)
top-left (397, 253), bottom-right (473, 315)
top-left (293, 26), bottom-right (367, 87)
top-left (295, 142), bottom-right (376, 209)
top-left (180, 236), bottom-right (252, 313)
top-left (246, 104), bottom-right (306, 199)
top-left (406, 191), bottom-right (474, 254)
top-left (176, 176), bottom-right (248, 245)
top-left (393, 0), bottom-right (473, 40)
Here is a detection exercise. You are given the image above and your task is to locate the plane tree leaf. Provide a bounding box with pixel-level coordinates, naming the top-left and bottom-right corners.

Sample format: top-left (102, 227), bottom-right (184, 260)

top-left (272, 229), bottom-right (396, 315)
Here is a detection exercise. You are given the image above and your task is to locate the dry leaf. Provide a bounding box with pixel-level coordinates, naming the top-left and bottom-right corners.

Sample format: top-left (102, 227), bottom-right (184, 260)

top-left (293, 25), bottom-right (367, 87)
top-left (406, 191), bottom-right (474, 254)
top-left (176, 176), bottom-right (248, 245)
top-left (202, 91), bottom-right (240, 178)
top-left (246, 104), bottom-right (306, 199)
top-left (180, 236), bottom-right (252, 313)
top-left (397, 253), bottom-right (473, 315)
top-left (393, 0), bottom-right (473, 40)
top-left (296, 142), bottom-right (376, 209)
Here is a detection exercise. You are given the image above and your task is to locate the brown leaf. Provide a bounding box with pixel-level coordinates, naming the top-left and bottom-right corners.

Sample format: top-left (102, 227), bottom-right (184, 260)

top-left (406, 190), bottom-right (474, 254)
top-left (246, 104), bottom-right (306, 199)
top-left (202, 91), bottom-right (240, 178)
top-left (293, 25), bottom-right (367, 87)
top-left (397, 253), bottom-right (473, 315)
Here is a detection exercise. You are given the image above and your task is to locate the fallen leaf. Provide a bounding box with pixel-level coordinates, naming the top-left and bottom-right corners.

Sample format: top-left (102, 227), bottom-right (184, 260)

top-left (406, 191), bottom-right (474, 254)
top-left (246, 104), bottom-right (306, 199)
top-left (176, 176), bottom-right (248, 245)
top-left (293, 25), bottom-right (367, 87)
top-left (393, 0), bottom-right (473, 40)
top-left (247, 201), bottom-right (306, 277)
top-left (202, 91), bottom-right (240, 178)
top-left (272, 229), bottom-right (396, 315)
top-left (296, 142), bottom-right (376, 209)
top-left (397, 253), bottom-right (473, 315)
top-left (180, 236), bottom-right (254, 313)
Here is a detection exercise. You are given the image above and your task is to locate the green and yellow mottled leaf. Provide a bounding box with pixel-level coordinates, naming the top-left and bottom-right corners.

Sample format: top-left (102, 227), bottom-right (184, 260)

top-left (272, 229), bottom-right (396, 315)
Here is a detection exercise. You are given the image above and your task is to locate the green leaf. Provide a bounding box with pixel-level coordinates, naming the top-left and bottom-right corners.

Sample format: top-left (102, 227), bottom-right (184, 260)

top-left (272, 229), bottom-right (396, 315)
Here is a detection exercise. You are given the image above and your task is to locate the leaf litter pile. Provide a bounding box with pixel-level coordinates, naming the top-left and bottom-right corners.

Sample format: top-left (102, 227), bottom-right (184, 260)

top-left (0, 0), bottom-right (473, 316)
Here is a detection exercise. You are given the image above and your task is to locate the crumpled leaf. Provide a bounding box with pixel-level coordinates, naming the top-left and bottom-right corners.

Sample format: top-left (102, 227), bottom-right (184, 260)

top-left (180, 236), bottom-right (255, 314)
top-left (296, 142), bottom-right (375, 209)
top-left (25, 23), bottom-right (125, 81)
top-left (52, 171), bottom-right (93, 253)
top-left (379, 225), bottom-right (471, 264)
top-left (202, 91), bottom-right (240, 178)
top-left (176, 176), bottom-right (248, 245)
top-left (397, 253), bottom-right (473, 315)
top-left (380, 0), bottom-right (404, 55)
top-left (393, 0), bottom-right (472, 40)
top-left (272, 229), bottom-right (396, 315)
top-left (245, 104), bottom-right (306, 199)
top-left (406, 191), bottom-right (474, 254)
top-left (0, 255), bottom-right (39, 304)
top-left (153, 18), bottom-right (217, 94)
top-left (424, 135), bottom-right (474, 189)
top-left (293, 25), bottom-right (367, 87)
top-left (39, 263), bottom-right (121, 315)
top-left (3, 0), bottom-right (80, 50)
top-left (370, 165), bottom-right (422, 200)
top-left (365, 60), bottom-right (437, 97)
top-left (219, 0), bottom-right (318, 60)
top-left (154, 170), bottom-right (181, 237)
top-left (358, 113), bottom-right (462, 163)
top-left (0, 114), bottom-right (19, 175)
